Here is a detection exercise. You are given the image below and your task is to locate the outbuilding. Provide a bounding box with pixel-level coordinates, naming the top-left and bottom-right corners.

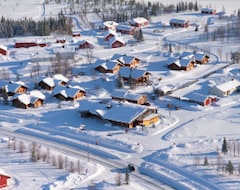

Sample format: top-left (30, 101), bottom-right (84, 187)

top-left (209, 79), bottom-right (240, 97)
top-left (109, 36), bottom-right (125, 48)
top-left (129, 17), bottom-right (149, 27)
top-left (0, 173), bottom-right (10, 188)
top-left (170, 18), bottom-right (190, 28)
top-left (0, 45), bottom-right (8, 56)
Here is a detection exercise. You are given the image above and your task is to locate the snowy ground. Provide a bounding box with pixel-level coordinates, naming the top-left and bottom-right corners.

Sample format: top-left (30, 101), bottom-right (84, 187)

top-left (0, 0), bottom-right (240, 190)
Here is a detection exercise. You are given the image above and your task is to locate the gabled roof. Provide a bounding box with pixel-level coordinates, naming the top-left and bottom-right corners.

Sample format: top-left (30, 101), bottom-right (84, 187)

top-left (111, 54), bottom-right (139, 64)
top-left (116, 24), bottom-right (135, 31)
top-left (111, 90), bottom-right (143, 101)
top-left (103, 21), bottom-right (118, 28)
top-left (180, 59), bottom-right (193, 67)
top-left (184, 92), bottom-right (210, 102)
top-left (104, 29), bottom-right (117, 37)
top-left (5, 81), bottom-right (28, 93)
top-left (53, 85), bottom-right (85, 98)
top-left (119, 67), bottom-right (148, 79)
top-left (170, 18), bottom-right (189, 24)
top-left (53, 74), bottom-right (69, 83)
top-left (181, 52), bottom-right (194, 59)
top-left (13, 90), bottom-right (45, 105)
top-left (41, 77), bottom-right (55, 88)
top-left (79, 100), bottom-right (148, 124)
top-left (130, 17), bottom-right (148, 25)
top-left (201, 8), bottom-right (216, 12)
top-left (97, 60), bottom-right (121, 70)
top-left (78, 39), bottom-right (93, 45)
top-left (212, 79), bottom-right (240, 92)
top-left (109, 36), bottom-right (125, 46)
top-left (194, 53), bottom-right (207, 60)
top-left (0, 45), bottom-right (7, 51)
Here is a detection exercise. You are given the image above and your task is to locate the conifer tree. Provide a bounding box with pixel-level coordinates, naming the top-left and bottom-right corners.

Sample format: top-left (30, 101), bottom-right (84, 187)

top-left (222, 137), bottom-right (228, 154)
top-left (204, 156), bottom-right (209, 166)
top-left (226, 160), bottom-right (234, 175)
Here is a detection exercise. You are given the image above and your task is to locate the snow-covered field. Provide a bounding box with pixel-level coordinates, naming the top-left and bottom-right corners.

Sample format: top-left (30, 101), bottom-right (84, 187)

top-left (0, 0), bottom-right (240, 189)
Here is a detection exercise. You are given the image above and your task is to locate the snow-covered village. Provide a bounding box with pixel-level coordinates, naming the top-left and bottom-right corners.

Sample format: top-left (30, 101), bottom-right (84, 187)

top-left (0, 0), bottom-right (240, 189)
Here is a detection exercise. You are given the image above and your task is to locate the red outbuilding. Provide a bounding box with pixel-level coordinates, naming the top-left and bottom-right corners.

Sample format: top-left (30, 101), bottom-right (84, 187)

top-left (0, 174), bottom-right (10, 188)
top-left (15, 42), bottom-right (38, 48)
top-left (109, 36), bottom-right (125, 48)
top-left (79, 40), bottom-right (94, 49)
top-left (0, 45), bottom-right (8, 56)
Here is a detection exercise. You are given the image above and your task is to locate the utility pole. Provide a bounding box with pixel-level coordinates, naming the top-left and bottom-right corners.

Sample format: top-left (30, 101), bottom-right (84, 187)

top-left (87, 135), bottom-right (90, 162)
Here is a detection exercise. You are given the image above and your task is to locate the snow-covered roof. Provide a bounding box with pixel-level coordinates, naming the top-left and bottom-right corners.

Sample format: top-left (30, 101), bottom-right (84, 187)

top-left (5, 81), bottom-right (27, 93)
top-left (194, 53), bottom-right (206, 61)
top-left (109, 36), bottom-right (125, 46)
top-left (111, 90), bottom-right (143, 101)
top-left (42, 77), bottom-right (55, 88)
top-left (53, 45), bottom-right (75, 54)
top-left (53, 74), bottom-right (69, 83)
top-left (201, 8), bottom-right (216, 12)
top-left (213, 79), bottom-right (240, 92)
top-left (118, 55), bottom-right (135, 64)
top-left (184, 92), bottom-right (209, 102)
top-left (53, 85), bottom-right (85, 98)
top-left (79, 100), bottom-right (148, 123)
top-left (0, 45), bottom-right (7, 51)
top-left (116, 24), bottom-right (135, 31)
top-left (104, 29), bottom-right (117, 37)
top-left (180, 59), bottom-right (192, 67)
top-left (103, 21), bottom-right (118, 28)
top-left (170, 18), bottom-right (189, 24)
top-left (181, 52), bottom-right (194, 59)
top-left (29, 90), bottom-right (46, 100)
top-left (14, 90), bottom-right (45, 105)
top-left (119, 67), bottom-right (147, 79)
top-left (99, 60), bottom-right (120, 70)
top-left (78, 39), bottom-right (93, 45)
top-left (158, 85), bottom-right (173, 93)
top-left (130, 17), bottom-right (148, 24)
top-left (17, 94), bottom-right (31, 105)
top-left (111, 54), bottom-right (139, 64)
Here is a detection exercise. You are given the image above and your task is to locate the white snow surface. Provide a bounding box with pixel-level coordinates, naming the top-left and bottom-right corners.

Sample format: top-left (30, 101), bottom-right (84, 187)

top-left (0, 0), bottom-right (240, 190)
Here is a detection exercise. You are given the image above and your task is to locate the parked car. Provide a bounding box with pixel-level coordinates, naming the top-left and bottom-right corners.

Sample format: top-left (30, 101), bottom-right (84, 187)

top-left (128, 164), bottom-right (135, 172)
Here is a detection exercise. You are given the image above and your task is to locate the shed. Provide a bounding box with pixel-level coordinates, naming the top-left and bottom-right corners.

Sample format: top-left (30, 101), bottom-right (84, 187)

top-left (103, 21), bottom-right (118, 30)
top-left (184, 92), bottom-right (216, 106)
top-left (15, 41), bottom-right (37, 48)
top-left (0, 45), bottom-right (8, 56)
top-left (104, 30), bottom-right (117, 41)
top-left (129, 17), bottom-right (149, 27)
top-left (79, 39), bottom-right (94, 49)
top-left (109, 36), bottom-right (125, 48)
top-left (209, 79), bottom-right (240, 97)
top-left (0, 173), bottom-right (10, 188)
top-left (116, 24), bottom-right (135, 35)
top-left (201, 8), bottom-right (216, 15)
top-left (170, 18), bottom-right (190, 28)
